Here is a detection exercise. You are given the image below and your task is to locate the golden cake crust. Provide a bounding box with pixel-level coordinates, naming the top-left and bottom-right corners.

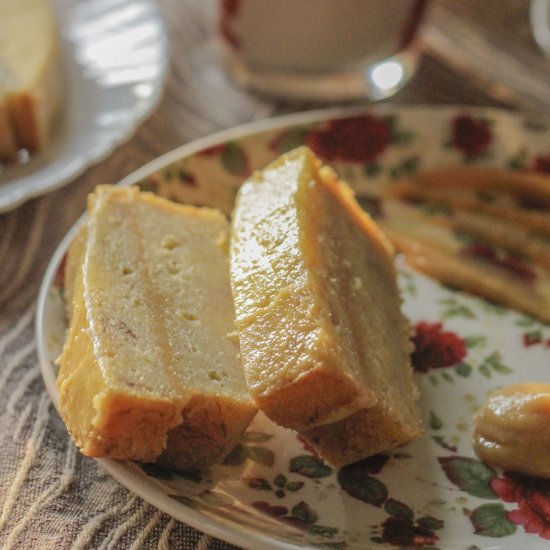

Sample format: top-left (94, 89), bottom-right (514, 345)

top-left (302, 398), bottom-right (421, 468)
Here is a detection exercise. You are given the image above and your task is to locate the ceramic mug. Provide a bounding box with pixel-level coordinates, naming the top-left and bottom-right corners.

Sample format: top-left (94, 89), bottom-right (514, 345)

top-left (219, 0), bottom-right (430, 101)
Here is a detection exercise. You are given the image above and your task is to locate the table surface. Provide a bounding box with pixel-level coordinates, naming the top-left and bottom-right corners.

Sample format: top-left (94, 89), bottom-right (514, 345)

top-left (1, 0), bottom-right (549, 548)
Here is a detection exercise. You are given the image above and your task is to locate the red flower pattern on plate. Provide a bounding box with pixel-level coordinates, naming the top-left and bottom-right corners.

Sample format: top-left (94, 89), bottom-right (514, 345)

top-left (411, 321), bottom-right (467, 372)
top-left (219, 0), bottom-right (241, 48)
top-left (461, 242), bottom-right (537, 284)
top-left (197, 144), bottom-right (226, 157)
top-left (53, 254), bottom-right (67, 289)
top-left (492, 473), bottom-right (550, 540)
top-left (451, 114), bottom-right (493, 157)
top-left (197, 142), bottom-right (250, 176)
top-left (305, 115), bottom-right (392, 163)
top-left (296, 435), bottom-right (327, 464)
top-left (533, 153), bottom-right (550, 173)
top-left (381, 516), bottom-right (439, 547)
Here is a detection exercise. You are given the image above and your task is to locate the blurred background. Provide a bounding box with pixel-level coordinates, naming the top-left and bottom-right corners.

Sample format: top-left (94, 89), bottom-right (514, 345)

top-left (4, 0), bottom-right (549, 317)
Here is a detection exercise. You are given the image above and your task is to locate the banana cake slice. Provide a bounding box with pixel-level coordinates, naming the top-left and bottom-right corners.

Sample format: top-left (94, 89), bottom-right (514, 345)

top-left (0, 0), bottom-right (63, 159)
top-left (57, 186), bottom-right (256, 470)
top-left (230, 147), bottom-right (421, 466)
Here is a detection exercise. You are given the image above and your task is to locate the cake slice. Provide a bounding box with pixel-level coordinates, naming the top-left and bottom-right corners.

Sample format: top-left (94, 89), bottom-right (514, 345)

top-left (57, 186), bottom-right (256, 470)
top-left (230, 147), bottom-right (421, 465)
top-left (0, 0), bottom-right (62, 159)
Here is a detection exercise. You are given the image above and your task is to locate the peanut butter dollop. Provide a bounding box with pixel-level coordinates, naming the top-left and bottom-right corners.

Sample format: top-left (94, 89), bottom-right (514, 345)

top-left (473, 383), bottom-right (550, 478)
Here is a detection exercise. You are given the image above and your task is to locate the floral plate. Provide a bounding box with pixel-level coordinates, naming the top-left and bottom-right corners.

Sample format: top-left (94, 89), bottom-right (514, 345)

top-left (0, 0), bottom-right (168, 213)
top-left (36, 105), bottom-right (550, 549)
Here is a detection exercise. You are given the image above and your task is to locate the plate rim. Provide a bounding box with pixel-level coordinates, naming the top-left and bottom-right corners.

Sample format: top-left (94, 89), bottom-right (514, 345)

top-left (118, 102), bottom-right (522, 187)
top-left (36, 103), bottom-right (538, 550)
top-left (0, 0), bottom-right (169, 213)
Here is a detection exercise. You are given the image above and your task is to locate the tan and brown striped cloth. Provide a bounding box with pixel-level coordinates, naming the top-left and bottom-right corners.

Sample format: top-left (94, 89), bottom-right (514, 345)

top-left (0, 304), bottom-right (244, 549)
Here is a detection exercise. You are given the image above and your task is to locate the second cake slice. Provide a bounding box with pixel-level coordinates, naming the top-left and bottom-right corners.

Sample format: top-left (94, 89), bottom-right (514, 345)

top-left (230, 147), bottom-right (421, 466)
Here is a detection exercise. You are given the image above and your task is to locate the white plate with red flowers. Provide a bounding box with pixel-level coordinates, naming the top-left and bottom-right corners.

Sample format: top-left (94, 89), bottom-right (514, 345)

top-left (37, 105), bottom-right (550, 549)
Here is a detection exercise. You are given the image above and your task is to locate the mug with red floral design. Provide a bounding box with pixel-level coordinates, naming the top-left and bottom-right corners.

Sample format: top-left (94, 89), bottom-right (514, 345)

top-left (219, 0), bottom-right (430, 102)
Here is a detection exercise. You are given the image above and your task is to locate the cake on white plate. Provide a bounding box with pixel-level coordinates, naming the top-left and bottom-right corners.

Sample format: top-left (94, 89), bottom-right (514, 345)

top-left (0, 0), bottom-right (63, 160)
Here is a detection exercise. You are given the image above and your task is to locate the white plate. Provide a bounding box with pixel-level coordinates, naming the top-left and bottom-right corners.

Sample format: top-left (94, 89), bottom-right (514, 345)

top-left (37, 105), bottom-right (550, 549)
top-left (0, 0), bottom-right (168, 213)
